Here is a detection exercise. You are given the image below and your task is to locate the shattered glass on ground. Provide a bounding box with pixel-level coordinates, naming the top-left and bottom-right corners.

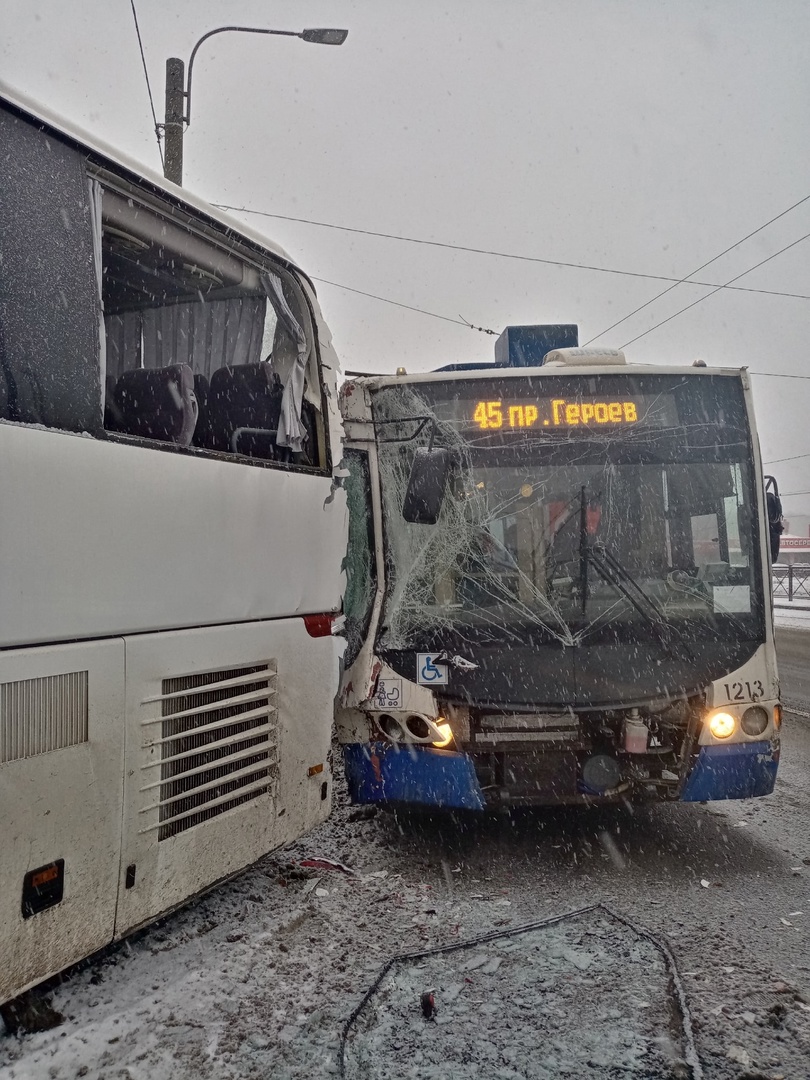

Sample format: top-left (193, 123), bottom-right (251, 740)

top-left (342, 907), bottom-right (695, 1079)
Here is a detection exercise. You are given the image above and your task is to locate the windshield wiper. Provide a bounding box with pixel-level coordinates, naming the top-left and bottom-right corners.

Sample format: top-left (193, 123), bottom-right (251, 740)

top-left (587, 539), bottom-right (674, 650)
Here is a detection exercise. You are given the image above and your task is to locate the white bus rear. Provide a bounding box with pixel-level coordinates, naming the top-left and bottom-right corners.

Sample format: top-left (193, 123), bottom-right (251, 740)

top-left (0, 85), bottom-right (346, 1003)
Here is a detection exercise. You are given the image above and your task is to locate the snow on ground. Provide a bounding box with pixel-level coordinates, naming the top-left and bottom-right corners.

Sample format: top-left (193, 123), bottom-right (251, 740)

top-left (3, 744), bottom-right (810, 1080)
top-left (774, 602), bottom-right (810, 631)
top-left (343, 908), bottom-right (690, 1079)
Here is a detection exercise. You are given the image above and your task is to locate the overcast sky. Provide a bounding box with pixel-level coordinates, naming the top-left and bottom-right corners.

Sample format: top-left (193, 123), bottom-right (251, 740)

top-left (3, 1), bottom-right (810, 518)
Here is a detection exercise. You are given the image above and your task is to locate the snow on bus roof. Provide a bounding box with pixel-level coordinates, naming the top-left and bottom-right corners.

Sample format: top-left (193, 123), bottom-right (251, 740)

top-left (0, 79), bottom-right (303, 275)
top-left (348, 364), bottom-right (748, 389)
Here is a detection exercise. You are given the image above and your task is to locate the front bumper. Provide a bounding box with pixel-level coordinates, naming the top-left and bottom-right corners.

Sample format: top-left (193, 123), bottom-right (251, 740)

top-left (343, 738), bottom-right (779, 810)
top-left (679, 740), bottom-right (779, 801)
top-left (343, 743), bottom-right (486, 810)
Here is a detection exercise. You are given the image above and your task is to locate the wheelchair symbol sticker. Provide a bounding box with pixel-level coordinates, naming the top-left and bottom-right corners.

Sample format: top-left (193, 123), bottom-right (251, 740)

top-left (416, 653), bottom-right (449, 686)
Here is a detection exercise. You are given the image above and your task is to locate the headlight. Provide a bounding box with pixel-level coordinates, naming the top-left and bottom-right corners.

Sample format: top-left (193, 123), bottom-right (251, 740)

top-left (741, 705), bottom-right (769, 736)
top-left (377, 714), bottom-right (405, 742)
top-left (432, 722), bottom-right (454, 748)
top-left (708, 711), bottom-right (736, 739)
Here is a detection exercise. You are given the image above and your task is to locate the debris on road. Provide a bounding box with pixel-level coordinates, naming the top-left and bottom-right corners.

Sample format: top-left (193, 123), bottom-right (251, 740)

top-left (298, 857), bottom-right (356, 875)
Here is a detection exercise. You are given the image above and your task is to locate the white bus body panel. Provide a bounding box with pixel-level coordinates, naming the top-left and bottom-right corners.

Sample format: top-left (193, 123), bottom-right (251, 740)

top-left (0, 640), bottom-right (125, 1002)
top-left (0, 621), bottom-right (336, 1000)
top-left (0, 423), bottom-right (345, 649)
top-left (115, 618), bottom-right (334, 937)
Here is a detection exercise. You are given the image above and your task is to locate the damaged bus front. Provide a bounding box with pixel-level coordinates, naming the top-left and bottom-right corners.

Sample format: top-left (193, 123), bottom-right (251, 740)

top-left (336, 327), bottom-right (781, 810)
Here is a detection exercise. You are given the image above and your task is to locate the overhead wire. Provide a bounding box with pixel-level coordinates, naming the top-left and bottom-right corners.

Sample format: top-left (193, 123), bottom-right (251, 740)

top-left (309, 280), bottom-right (810, 381)
top-left (310, 276), bottom-right (493, 332)
top-left (750, 370), bottom-right (810, 380)
top-left (619, 230), bottom-right (810, 349)
top-left (583, 191), bottom-right (810, 345)
top-left (129, 0), bottom-right (164, 170)
top-left (214, 203), bottom-right (810, 301)
top-left (213, 203), bottom-right (810, 367)
top-left (764, 453), bottom-right (810, 465)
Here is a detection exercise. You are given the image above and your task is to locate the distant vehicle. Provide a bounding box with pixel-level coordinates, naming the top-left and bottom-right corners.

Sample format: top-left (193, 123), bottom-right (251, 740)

top-left (336, 325), bottom-right (780, 812)
top-left (0, 84), bottom-right (345, 1004)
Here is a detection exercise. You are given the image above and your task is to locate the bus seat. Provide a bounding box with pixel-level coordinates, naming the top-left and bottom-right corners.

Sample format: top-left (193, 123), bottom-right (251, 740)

top-left (206, 362), bottom-right (283, 458)
top-left (104, 373), bottom-right (125, 432)
top-left (192, 373), bottom-right (211, 448)
top-left (114, 364), bottom-right (198, 446)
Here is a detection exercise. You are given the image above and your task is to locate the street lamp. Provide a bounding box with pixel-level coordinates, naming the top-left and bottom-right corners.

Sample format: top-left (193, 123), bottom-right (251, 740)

top-left (163, 26), bottom-right (348, 185)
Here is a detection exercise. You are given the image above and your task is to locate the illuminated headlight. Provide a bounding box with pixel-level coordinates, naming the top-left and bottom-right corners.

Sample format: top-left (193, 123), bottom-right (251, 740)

top-left (708, 711), bottom-right (736, 739)
top-left (432, 721), bottom-right (454, 748)
top-left (741, 705), bottom-right (769, 736)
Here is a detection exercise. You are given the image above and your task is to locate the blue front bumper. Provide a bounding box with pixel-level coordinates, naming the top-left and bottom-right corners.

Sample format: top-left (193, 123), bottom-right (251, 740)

top-left (679, 740), bottom-right (779, 801)
top-left (343, 742), bottom-right (486, 810)
top-left (343, 738), bottom-right (779, 810)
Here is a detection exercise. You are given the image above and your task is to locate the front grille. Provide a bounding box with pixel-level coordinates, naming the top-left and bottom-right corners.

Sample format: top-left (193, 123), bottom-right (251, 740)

top-left (139, 663), bottom-right (278, 841)
top-left (475, 711), bottom-right (580, 746)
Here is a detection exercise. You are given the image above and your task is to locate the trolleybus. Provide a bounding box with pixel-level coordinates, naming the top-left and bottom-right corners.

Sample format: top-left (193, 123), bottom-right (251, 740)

top-left (0, 84), bottom-right (346, 1004)
top-left (336, 325), bottom-right (780, 810)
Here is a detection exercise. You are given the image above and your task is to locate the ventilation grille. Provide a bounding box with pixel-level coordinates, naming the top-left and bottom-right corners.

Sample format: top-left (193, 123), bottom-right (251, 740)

top-left (140, 662), bottom-right (278, 841)
top-left (0, 672), bottom-right (89, 764)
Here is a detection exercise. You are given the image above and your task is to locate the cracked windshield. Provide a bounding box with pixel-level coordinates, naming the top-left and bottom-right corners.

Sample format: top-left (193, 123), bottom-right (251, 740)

top-left (374, 374), bottom-right (761, 654)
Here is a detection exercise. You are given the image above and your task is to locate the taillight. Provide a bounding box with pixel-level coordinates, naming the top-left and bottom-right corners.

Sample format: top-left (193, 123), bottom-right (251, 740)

top-left (303, 613), bottom-right (336, 638)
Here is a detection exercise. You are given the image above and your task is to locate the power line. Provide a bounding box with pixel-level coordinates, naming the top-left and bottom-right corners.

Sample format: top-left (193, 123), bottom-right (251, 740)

top-left (584, 192), bottom-right (810, 345)
top-left (750, 370), bottom-right (810, 380)
top-left (619, 230), bottom-right (810, 349)
top-left (311, 272), bottom-right (810, 365)
top-left (214, 203), bottom-right (810, 302)
top-left (311, 276), bottom-right (494, 332)
top-left (313, 277), bottom-right (810, 390)
top-left (781, 489), bottom-right (810, 497)
top-left (129, 0), bottom-right (164, 170)
top-left (764, 453), bottom-right (810, 465)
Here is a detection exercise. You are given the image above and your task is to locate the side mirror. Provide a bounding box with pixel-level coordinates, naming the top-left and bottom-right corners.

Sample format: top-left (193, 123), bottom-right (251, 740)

top-left (402, 447), bottom-right (451, 524)
top-left (765, 475), bottom-right (783, 563)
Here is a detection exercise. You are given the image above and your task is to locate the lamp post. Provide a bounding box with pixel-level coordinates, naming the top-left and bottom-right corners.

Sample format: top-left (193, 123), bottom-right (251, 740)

top-left (163, 26), bottom-right (348, 185)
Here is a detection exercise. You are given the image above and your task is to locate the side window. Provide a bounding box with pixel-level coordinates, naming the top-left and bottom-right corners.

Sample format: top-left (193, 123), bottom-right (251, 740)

top-left (101, 188), bottom-right (325, 468)
top-left (690, 513), bottom-right (720, 567)
top-left (342, 451), bottom-right (377, 666)
top-left (0, 107), bottom-right (101, 433)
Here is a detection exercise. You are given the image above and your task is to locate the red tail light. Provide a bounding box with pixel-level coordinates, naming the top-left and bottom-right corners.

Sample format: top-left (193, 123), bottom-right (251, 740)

top-left (303, 613), bottom-right (336, 638)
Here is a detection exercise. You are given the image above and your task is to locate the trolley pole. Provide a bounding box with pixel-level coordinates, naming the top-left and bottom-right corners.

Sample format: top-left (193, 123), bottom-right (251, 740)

top-left (163, 57), bottom-right (185, 185)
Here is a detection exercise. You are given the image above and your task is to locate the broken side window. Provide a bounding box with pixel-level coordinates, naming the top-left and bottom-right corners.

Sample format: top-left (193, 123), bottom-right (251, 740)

top-left (342, 450), bottom-right (377, 666)
top-left (100, 188), bottom-right (325, 468)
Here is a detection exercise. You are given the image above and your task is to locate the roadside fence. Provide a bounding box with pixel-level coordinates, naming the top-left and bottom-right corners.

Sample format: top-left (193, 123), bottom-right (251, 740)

top-left (773, 563), bottom-right (810, 602)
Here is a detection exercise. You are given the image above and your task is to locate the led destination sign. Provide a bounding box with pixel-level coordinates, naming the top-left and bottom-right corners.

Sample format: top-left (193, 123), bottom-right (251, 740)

top-left (473, 398), bottom-right (641, 431)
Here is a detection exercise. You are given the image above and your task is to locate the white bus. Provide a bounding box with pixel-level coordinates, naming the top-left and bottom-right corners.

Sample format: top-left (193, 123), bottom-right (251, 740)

top-left (336, 326), bottom-right (781, 811)
top-left (0, 84), bottom-right (346, 1004)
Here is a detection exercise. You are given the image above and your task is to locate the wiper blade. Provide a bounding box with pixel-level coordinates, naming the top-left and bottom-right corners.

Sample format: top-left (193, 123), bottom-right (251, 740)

top-left (587, 540), bottom-right (673, 648)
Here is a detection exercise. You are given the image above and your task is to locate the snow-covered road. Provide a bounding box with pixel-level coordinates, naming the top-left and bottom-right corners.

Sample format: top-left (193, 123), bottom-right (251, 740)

top-left (774, 603), bottom-right (810, 633)
top-left (2, 627), bottom-right (810, 1080)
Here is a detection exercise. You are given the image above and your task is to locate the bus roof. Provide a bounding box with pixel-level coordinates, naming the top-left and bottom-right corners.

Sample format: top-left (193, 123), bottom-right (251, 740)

top-left (0, 79), bottom-right (303, 276)
top-left (347, 363), bottom-right (748, 391)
